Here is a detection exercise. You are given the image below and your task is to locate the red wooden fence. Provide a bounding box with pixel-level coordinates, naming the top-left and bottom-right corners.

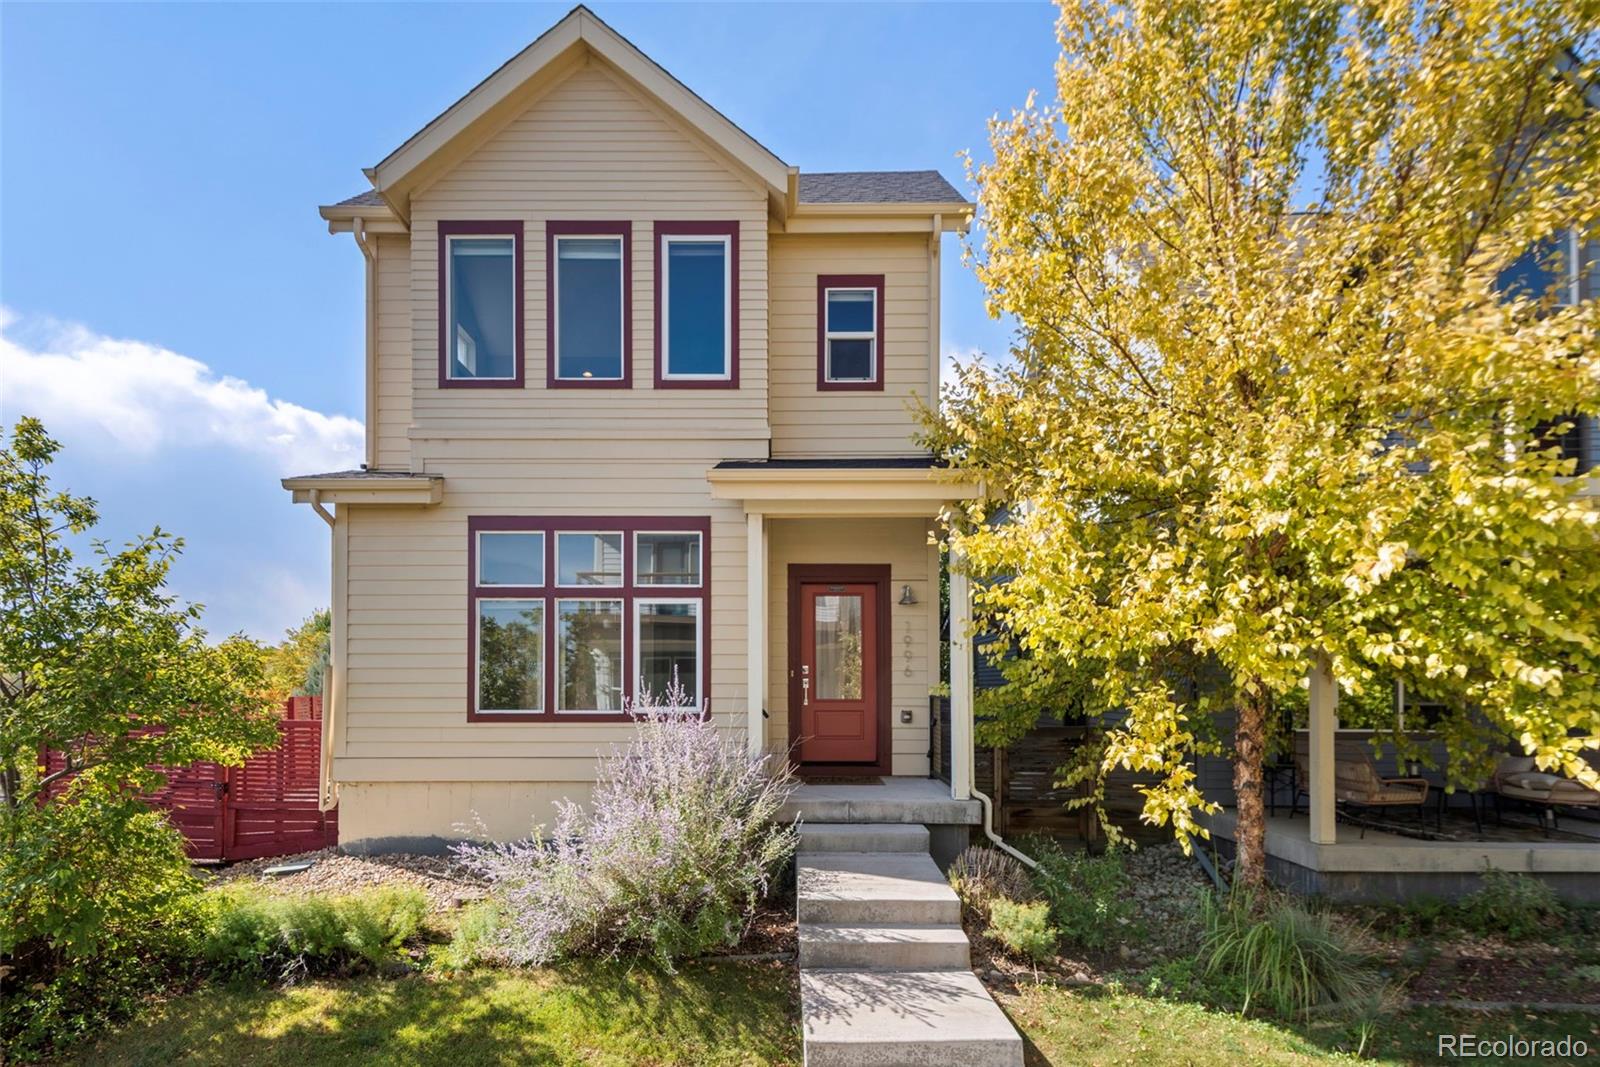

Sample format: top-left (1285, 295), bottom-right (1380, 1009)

top-left (45, 697), bottom-right (336, 862)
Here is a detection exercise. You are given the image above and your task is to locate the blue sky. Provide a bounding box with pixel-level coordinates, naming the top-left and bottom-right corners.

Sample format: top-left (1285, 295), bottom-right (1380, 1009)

top-left (0, 1), bottom-right (1056, 641)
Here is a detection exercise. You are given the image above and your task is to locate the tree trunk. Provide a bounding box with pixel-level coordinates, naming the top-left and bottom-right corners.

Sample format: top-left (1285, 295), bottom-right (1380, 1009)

top-left (1232, 684), bottom-right (1269, 889)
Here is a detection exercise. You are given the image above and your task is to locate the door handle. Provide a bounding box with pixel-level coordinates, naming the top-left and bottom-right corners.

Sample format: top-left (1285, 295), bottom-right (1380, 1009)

top-left (801, 664), bottom-right (810, 707)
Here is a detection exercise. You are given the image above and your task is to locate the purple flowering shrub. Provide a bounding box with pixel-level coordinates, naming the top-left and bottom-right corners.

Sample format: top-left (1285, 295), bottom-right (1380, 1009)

top-left (454, 680), bottom-right (797, 969)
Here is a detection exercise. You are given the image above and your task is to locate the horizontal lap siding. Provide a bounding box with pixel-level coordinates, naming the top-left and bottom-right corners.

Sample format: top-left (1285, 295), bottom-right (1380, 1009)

top-left (769, 234), bottom-right (932, 457)
top-left (337, 445), bottom-right (758, 782)
top-left (407, 62), bottom-right (768, 446)
top-left (765, 518), bottom-right (937, 776)
top-left (374, 234), bottom-right (412, 468)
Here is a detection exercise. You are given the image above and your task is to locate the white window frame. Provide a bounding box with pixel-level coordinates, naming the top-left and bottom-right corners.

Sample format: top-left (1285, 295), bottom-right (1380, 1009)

top-left (445, 233), bottom-right (519, 382)
top-left (555, 597), bottom-right (625, 714)
top-left (823, 286), bottom-right (878, 383)
top-left (554, 530), bottom-right (624, 588)
top-left (660, 233), bottom-right (733, 381)
top-left (553, 234), bottom-right (626, 382)
top-left (476, 530), bottom-right (545, 587)
top-left (633, 530), bottom-right (703, 588)
top-left (474, 598), bottom-right (545, 715)
top-left (632, 597), bottom-right (703, 710)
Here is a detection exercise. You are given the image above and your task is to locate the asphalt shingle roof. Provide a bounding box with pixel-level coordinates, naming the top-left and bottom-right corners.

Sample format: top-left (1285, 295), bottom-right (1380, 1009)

top-left (797, 170), bottom-right (965, 205)
top-left (334, 190), bottom-right (386, 207)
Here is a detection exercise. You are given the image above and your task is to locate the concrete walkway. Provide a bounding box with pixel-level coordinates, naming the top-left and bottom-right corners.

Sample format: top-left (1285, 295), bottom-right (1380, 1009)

top-left (792, 780), bottom-right (1023, 1067)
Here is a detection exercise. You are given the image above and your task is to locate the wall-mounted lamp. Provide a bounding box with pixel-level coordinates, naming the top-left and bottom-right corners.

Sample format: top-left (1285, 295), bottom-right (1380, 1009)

top-left (899, 584), bottom-right (918, 605)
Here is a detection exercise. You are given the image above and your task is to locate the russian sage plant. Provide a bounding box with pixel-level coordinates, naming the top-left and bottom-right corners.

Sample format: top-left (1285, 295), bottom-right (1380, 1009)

top-left (454, 679), bottom-right (797, 969)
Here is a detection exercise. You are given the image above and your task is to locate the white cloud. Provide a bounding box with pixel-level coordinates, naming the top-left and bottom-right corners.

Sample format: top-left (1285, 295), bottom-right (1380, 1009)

top-left (0, 307), bottom-right (362, 475)
top-left (939, 344), bottom-right (994, 396)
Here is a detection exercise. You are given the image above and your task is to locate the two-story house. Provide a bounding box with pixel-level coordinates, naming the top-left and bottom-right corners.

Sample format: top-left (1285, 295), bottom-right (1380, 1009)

top-left (284, 5), bottom-right (981, 852)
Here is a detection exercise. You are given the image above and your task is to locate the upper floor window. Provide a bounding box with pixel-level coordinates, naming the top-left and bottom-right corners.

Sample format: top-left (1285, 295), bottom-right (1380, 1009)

top-left (655, 222), bottom-right (739, 388)
top-left (816, 274), bottom-right (885, 391)
top-left (439, 221), bottom-right (523, 388)
top-left (467, 517), bottom-right (710, 720)
top-left (548, 221), bottom-right (631, 388)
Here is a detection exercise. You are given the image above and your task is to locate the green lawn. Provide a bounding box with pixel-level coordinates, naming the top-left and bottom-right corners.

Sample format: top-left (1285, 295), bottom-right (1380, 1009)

top-left (999, 982), bottom-right (1600, 1066)
top-left (61, 961), bottom-right (800, 1067)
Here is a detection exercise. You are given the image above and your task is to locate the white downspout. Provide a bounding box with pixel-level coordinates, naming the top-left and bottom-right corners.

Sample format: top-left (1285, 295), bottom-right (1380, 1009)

top-left (308, 490), bottom-right (339, 813)
top-left (950, 546), bottom-right (1036, 869)
top-left (351, 218), bottom-right (378, 470)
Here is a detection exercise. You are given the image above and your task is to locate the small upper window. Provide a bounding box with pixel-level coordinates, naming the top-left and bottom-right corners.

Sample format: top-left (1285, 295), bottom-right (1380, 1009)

top-left (662, 236), bottom-right (730, 379)
top-left (447, 235), bottom-right (517, 381)
top-left (817, 275), bottom-right (884, 390)
top-left (825, 289), bottom-right (876, 382)
top-left (554, 235), bottom-right (625, 382)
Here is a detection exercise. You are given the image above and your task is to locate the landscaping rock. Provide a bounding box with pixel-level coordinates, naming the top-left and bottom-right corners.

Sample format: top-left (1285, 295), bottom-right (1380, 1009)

top-left (209, 847), bottom-right (485, 912)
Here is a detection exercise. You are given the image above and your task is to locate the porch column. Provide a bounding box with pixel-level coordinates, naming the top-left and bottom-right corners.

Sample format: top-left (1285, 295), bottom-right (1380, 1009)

top-left (949, 549), bottom-right (974, 801)
top-left (1308, 655), bottom-right (1338, 845)
top-left (746, 511), bottom-right (766, 757)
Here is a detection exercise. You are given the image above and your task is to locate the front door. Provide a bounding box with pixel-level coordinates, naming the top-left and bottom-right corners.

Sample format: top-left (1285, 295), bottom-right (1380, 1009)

top-left (793, 578), bottom-right (881, 765)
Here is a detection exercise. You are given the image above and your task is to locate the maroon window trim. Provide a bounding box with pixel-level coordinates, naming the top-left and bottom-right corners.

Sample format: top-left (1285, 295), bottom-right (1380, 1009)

top-left (546, 221), bottom-right (633, 390)
top-left (816, 274), bottom-right (886, 392)
top-left (466, 516), bottom-right (712, 722)
top-left (653, 221), bottom-right (740, 389)
top-left (438, 221), bottom-right (525, 389)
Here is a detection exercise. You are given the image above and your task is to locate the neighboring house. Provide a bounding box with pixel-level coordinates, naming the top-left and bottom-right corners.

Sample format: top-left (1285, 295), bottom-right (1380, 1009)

top-left (284, 6), bottom-right (979, 852)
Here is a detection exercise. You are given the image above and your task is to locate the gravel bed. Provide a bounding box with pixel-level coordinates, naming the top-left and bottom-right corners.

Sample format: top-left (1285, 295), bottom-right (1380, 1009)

top-left (208, 848), bottom-right (485, 912)
top-left (1120, 841), bottom-right (1211, 959)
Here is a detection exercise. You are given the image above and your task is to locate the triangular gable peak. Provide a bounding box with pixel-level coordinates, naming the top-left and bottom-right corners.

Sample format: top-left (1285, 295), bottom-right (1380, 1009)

top-left (363, 5), bottom-right (794, 225)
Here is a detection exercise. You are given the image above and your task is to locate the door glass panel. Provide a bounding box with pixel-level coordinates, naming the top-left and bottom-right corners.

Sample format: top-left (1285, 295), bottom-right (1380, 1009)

top-left (813, 594), bottom-right (863, 701)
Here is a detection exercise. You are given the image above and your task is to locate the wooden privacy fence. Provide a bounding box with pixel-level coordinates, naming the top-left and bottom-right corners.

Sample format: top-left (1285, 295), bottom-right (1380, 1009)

top-left (46, 696), bottom-right (336, 863)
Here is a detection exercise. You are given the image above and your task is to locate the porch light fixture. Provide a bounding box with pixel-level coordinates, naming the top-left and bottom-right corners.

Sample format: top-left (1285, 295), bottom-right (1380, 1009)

top-left (899, 584), bottom-right (917, 605)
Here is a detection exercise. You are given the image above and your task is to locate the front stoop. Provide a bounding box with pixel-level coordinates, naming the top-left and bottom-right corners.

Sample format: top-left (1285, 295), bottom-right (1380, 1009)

top-left (794, 820), bottom-right (1023, 1067)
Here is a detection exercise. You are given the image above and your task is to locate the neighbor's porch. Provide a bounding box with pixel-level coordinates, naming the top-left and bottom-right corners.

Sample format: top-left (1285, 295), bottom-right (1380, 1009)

top-left (706, 458), bottom-right (981, 795)
top-left (1201, 662), bottom-right (1600, 901)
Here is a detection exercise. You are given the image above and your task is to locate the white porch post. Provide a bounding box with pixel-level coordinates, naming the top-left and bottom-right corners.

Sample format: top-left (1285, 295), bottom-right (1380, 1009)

top-left (746, 511), bottom-right (766, 757)
top-left (1308, 655), bottom-right (1339, 845)
top-left (949, 550), bottom-right (974, 801)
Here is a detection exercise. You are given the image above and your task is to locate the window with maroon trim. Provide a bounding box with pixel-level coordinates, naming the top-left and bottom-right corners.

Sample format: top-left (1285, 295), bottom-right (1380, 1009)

top-left (467, 517), bottom-right (710, 720)
top-left (547, 221), bottom-right (632, 388)
top-left (439, 221), bottom-right (524, 388)
top-left (817, 274), bottom-right (885, 391)
top-left (654, 221), bottom-right (739, 388)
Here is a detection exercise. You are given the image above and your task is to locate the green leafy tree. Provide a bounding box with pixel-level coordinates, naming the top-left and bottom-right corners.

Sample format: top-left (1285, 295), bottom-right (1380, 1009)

top-left (928, 0), bottom-right (1600, 887)
top-left (0, 418), bottom-right (278, 1050)
top-left (266, 608), bottom-right (331, 699)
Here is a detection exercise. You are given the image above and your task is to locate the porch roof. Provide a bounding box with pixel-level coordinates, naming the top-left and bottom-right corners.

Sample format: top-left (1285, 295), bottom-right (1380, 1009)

top-left (707, 456), bottom-right (980, 517)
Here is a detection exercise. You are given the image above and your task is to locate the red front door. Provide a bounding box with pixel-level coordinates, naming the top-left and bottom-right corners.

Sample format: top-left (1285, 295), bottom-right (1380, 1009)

top-left (794, 580), bottom-right (880, 764)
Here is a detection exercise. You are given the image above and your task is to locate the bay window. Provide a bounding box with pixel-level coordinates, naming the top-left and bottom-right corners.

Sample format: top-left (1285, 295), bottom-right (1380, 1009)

top-left (467, 517), bottom-right (709, 719)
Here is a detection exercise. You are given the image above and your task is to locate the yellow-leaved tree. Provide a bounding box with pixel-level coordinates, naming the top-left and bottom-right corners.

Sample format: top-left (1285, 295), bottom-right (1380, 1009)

top-left (926, 0), bottom-right (1600, 886)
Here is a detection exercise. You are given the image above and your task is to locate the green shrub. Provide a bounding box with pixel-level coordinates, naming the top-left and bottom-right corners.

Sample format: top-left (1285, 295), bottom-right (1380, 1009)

top-left (985, 898), bottom-right (1059, 962)
top-left (1457, 869), bottom-right (1563, 940)
top-left (434, 900), bottom-right (506, 971)
top-left (1, 790), bottom-right (206, 1061)
top-left (202, 885), bottom-right (427, 983)
top-left (1024, 837), bottom-right (1135, 951)
top-left (1200, 890), bottom-right (1384, 1020)
top-left (948, 846), bottom-right (1034, 920)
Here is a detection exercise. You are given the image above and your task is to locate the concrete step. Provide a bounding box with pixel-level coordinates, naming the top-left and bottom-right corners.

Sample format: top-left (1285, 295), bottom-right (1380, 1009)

top-left (779, 779), bottom-right (981, 826)
top-left (799, 823), bottom-right (930, 854)
top-left (799, 923), bottom-right (970, 971)
top-left (797, 852), bottom-right (961, 925)
top-left (801, 969), bottom-right (1024, 1067)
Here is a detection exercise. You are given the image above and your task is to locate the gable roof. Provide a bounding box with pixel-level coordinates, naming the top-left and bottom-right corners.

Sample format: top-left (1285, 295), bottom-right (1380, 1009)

top-left (798, 171), bottom-right (964, 205)
top-left (362, 5), bottom-right (792, 222)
